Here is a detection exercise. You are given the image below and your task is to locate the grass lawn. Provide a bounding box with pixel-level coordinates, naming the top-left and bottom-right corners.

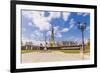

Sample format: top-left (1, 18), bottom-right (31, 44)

top-left (21, 50), bottom-right (42, 54)
top-left (59, 50), bottom-right (80, 54)
top-left (21, 49), bottom-right (80, 54)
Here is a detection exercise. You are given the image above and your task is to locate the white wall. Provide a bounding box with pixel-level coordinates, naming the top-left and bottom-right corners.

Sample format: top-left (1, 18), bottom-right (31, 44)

top-left (0, 0), bottom-right (99, 73)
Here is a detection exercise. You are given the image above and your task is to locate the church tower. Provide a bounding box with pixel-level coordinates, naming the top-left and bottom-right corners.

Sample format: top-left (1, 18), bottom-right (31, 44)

top-left (49, 24), bottom-right (55, 47)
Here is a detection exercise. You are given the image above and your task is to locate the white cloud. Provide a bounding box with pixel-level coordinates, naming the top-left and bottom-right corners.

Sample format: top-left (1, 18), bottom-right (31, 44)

top-left (22, 10), bottom-right (33, 19)
top-left (62, 12), bottom-right (71, 21)
top-left (47, 30), bottom-right (51, 36)
top-left (61, 28), bottom-right (69, 32)
top-left (77, 12), bottom-right (83, 16)
top-left (22, 11), bottom-right (73, 40)
top-left (22, 31), bottom-right (45, 46)
top-left (31, 34), bottom-right (36, 39)
top-left (22, 11), bottom-right (51, 31)
top-left (28, 22), bottom-right (33, 26)
top-left (77, 12), bottom-right (89, 17)
top-left (41, 11), bottom-right (71, 22)
top-left (22, 28), bottom-right (26, 32)
top-left (31, 30), bottom-right (44, 40)
top-left (54, 26), bottom-right (59, 33)
top-left (69, 18), bottom-right (75, 29)
top-left (51, 12), bottom-right (61, 19)
top-left (31, 11), bottom-right (51, 31)
top-left (41, 11), bottom-right (61, 22)
top-left (27, 29), bottom-right (46, 46)
top-left (83, 13), bottom-right (89, 17)
top-left (22, 11), bottom-right (72, 31)
top-left (56, 32), bottom-right (62, 38)
top-left (54, 26), bottom-right (62, 38)
top-left (58, 18), bottom-right (75, 33)
top-left (22, 37), bottom-right (32, 45)
top-left (34, 30), bottom-right (43, 37)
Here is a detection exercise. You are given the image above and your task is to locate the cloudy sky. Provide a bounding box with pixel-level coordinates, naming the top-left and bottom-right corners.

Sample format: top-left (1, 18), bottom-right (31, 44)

top-left (21, 9), bottom-right (90, 45)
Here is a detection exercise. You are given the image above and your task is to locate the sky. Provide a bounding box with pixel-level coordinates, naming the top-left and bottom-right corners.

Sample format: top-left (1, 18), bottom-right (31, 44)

top-left (21, 9), bottom-right (90, 45)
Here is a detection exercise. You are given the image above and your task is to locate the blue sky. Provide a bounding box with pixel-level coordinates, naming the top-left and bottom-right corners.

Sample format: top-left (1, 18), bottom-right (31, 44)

top-left (21, 10), bottom-right (90, 45)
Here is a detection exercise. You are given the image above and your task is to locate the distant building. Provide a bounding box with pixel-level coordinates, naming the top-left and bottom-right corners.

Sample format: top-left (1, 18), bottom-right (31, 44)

top-left (56, 41), bottom-right (79, 47)
top-left (21, 41), bottom-right (33, 50)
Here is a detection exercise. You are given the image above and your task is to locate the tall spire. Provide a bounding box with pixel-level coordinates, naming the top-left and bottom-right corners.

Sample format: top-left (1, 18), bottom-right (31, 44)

top-left (50, 24), bottom-right (55, 47)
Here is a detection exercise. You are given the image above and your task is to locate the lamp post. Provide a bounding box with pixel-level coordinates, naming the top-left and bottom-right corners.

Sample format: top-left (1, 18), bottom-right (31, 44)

top-left (44, 35), bottom-right (47, 50)
top-left (77, 22), bottom-right (86, 59)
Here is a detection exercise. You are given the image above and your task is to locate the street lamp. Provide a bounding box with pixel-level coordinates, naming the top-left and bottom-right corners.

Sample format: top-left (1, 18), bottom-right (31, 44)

top-left (44, 35), bottom-right (47, 50)
top-left (77, 22), bottom-right (86, 59)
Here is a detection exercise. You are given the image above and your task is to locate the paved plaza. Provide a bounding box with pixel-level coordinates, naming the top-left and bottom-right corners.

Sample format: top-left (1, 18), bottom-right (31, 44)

top-left (21, 51), bottom-right (90, 63)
